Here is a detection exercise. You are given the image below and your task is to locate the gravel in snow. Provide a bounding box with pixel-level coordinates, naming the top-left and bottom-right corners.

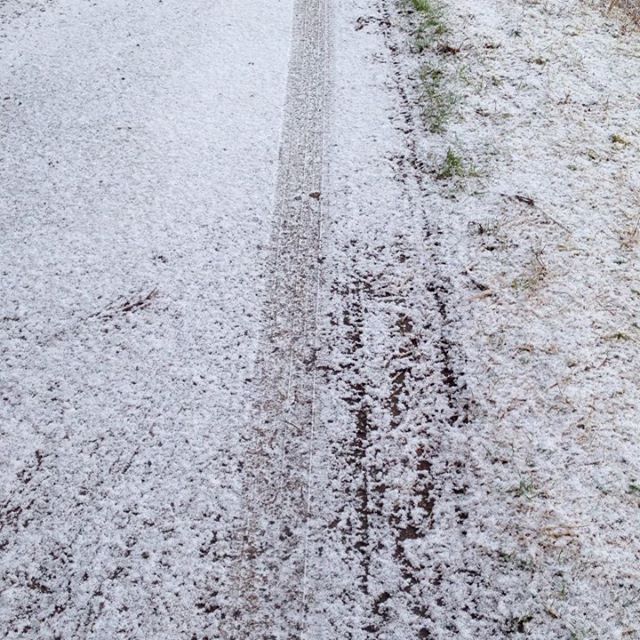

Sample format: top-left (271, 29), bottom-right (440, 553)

top-left (1, 0), bottom-right (639, 638)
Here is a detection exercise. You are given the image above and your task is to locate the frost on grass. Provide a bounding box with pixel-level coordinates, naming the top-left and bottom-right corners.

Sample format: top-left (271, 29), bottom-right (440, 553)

top-left (397, 0), bottom-right (640, 637)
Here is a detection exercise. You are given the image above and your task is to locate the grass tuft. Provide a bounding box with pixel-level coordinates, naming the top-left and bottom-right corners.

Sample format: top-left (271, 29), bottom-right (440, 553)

top-left (611, 133), bottom-right (630, 145)
top-left (437, 147), bottom-right (466, 179)
top-left (408, 0), bottom-right (448, 51)
top-left (420, 64), bottom-right (457, 132)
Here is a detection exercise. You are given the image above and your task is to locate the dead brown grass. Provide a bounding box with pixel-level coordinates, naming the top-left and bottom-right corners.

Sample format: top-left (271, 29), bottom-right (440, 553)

top-left (607, 0), bottom-right (640, 24)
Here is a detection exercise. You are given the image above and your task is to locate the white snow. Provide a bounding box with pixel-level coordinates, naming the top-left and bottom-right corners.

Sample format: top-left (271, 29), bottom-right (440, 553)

top-left (1, 0), bottom-right (639, 637)
top-left (1, 0), bottom-right (293, 637)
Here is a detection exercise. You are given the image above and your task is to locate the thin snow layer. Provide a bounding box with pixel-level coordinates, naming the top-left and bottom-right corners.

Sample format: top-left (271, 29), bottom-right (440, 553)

top-left (1, 0), bottom-right (293, 637)
top-left (1, 0), bottom-right (638, 637)
top-left (395, 0), bottom-right (640, 637)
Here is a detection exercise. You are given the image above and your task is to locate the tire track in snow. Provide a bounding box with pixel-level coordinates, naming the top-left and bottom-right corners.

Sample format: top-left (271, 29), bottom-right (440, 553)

top-left (305, 1), bottom-right (471, 635)
top-left (222, 0), bottom-right (329, 636)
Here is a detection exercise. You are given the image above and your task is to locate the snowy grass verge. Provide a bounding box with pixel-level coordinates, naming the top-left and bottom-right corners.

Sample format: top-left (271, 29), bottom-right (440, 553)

top-left (397, 0), bottom-right (640, 636)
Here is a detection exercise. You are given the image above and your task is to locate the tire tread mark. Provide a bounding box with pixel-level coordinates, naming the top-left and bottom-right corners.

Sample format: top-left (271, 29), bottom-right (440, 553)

top-left (221, 1), bottom-right (329, 638)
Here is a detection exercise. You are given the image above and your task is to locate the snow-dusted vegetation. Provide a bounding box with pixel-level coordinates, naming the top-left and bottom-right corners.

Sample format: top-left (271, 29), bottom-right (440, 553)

top-left (608, 0), bottom-right (640, 24)
top-left (399, 0), bottom-right (640, 636)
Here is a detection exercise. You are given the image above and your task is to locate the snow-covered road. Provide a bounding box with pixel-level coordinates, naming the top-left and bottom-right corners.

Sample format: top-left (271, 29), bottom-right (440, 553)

top-left (1, 0), bottom-right (469, 637)
top-left (1, 0), bottom-right (294, 636)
